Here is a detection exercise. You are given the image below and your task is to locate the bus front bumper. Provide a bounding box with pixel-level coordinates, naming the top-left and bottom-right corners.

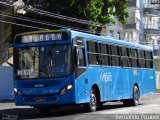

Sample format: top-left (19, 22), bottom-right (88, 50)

top-left (14, 88), bottom-right (75, 106)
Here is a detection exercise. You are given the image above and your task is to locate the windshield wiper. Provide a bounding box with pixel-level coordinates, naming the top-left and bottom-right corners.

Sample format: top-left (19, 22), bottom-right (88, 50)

top-left (40, 65), bottom-right (52, 78)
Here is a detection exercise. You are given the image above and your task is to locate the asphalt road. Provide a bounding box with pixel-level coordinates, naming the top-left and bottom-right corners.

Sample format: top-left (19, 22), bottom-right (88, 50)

top-left (0, 93), bottom-right (160, 120)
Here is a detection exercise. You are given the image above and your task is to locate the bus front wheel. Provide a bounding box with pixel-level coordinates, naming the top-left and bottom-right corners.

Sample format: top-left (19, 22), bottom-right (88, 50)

top-left (88, 89), bottom-right (97, 112)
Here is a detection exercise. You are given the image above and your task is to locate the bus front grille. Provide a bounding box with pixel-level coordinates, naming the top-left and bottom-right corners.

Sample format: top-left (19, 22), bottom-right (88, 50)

top-left (21, 81), bottom-right (60, 88)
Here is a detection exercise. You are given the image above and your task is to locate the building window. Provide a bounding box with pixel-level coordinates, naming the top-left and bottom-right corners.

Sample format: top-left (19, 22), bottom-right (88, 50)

top-left (117, 32), bottom-right (121, 40)
top-left (110, 30), bottom-right (114, 37)
top-left (136, 0), bottom-right (140, 8)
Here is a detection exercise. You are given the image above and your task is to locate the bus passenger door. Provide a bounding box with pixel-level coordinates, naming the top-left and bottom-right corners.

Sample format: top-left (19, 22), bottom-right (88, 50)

top-left (75, 47), bottom-right (87, 103)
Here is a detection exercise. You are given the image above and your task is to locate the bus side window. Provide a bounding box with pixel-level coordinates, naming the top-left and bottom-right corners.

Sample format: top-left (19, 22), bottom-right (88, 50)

top-left (145, 51), bottom-right (153, 69)
top-left (99, 43), bottom-right (110, 66)
top-left (130, 48), bottom-right (138, 68)
top-left (121, 47), bottom-right (131, 67)
top-left (138, 50), bottom-right (146, 68)
top-left (110, 45), bottom-right (120, 67)
top-left (87, 40), bottom-right (99, 65)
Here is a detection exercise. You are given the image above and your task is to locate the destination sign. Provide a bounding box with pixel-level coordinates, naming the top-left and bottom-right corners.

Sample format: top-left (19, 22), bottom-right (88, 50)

top-left (15, 32), bottom-right (69, 44)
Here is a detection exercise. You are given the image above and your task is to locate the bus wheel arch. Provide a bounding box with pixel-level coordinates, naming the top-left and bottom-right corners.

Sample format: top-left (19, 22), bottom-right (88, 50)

top-left (92, 84), bottom-right (101, 106)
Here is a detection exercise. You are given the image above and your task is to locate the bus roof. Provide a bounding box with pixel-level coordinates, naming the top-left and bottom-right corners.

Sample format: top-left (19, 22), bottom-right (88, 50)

top-left (14, 29), bottom-right (152, 51)
top-left (70, 30), bottom-right (152, 51)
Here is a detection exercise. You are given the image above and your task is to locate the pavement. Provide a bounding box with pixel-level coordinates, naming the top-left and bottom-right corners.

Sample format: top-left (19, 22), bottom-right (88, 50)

top-left (0, 93), bottom-right (160, 120)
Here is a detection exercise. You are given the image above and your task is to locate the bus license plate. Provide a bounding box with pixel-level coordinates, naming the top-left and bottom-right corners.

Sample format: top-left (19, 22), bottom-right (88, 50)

top-left (36, 98), bottom-right (45, 102)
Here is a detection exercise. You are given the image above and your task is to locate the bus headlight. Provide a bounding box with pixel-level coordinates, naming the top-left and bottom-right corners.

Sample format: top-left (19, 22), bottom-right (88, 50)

top-left (14, 88), bottom-right (22, 97)
top-left (14, 88), bottom-right (18, 93)
top-left (60, 84), bottom-right (73, 95)
top-left (67, 84), bottom-right (73, 91)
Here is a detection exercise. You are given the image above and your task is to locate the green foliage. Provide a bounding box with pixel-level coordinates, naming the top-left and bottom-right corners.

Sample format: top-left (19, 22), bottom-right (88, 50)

top-left (84, 0), bottom-right (103, 22)
top-left (25, 0), bottom-right (128, 32)
top-left (111, 0), bottom-right (129, 25)
top-left (157, 88), bottom-right (160, 93)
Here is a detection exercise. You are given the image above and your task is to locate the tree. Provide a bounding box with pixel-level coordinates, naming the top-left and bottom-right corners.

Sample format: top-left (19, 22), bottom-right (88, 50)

top-left (23, 0), bottom-right (128, 34)
top-left (0, 4), bottom-right (13, 65)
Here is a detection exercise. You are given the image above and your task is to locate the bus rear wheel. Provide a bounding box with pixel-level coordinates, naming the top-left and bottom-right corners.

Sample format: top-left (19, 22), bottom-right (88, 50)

top-left (132, 85), bottom-right (140, 106)
top-left (123, 85), bottom-right (139, 106)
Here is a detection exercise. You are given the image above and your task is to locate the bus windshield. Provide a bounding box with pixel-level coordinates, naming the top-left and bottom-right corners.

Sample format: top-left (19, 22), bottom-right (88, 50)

top-left (15, 44), bottom-right (73, 79)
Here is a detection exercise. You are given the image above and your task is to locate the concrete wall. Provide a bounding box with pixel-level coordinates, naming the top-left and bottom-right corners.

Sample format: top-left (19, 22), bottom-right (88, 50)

top-left (155, 59), bottom-right (160, 71)
top-left (155, 58), bottom-right (160, 89)
top-left (126, 7), bottom-right (136, 24)
top-left (156, 72), bottom-right (160, 89)
top-left (0, 67), bottom-right (13, 100)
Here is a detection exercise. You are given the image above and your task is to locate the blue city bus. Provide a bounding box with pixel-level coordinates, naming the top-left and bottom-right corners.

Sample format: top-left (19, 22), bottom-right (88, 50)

top-left (13, 30), bottom-right (156, 113)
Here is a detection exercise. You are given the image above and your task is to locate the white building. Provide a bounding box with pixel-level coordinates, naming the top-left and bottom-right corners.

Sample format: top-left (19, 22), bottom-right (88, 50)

top-left (105, 0), bottom-right (160, 89)
top-left (125, 0), bottom-right (160, 89)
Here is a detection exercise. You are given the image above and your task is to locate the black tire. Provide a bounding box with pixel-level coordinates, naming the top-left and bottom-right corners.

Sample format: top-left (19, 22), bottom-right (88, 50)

top-left (132, 85), bottom-right (140, 106)
top-left (123, 86), bottom-right (140, 106)
top-left (38, 108), bottom-right (52, 114)
top-left (87, 89), bottom-right (98, 112)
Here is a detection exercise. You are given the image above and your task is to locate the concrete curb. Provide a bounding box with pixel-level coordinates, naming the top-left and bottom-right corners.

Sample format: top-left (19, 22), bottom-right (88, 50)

top-left (151, 93), bottom-right (160, 95)
top-left (0, 100), bottom-right (14, 103)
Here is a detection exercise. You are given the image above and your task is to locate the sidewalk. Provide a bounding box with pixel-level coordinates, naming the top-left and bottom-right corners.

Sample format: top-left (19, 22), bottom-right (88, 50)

top-left (0, 93), bottom-right (159, 110)
top-left (0, 101), bottom-right (31, 110)
top-left (0, 102), bottom-right (15, 110)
